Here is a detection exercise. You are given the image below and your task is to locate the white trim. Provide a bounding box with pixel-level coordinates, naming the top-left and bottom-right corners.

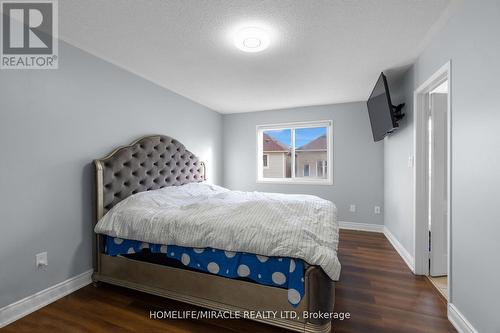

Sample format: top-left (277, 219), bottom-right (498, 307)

top-left (256, 178), bottom-right (334, 185)
top-left (339, 222), bottom-right (415, 272)
top-left (383, 226), bottom-right (415, 273)
top-left (448, 303), bottom-right (478, 333)
top-left (0, 269), bottom-right (93, 328)
top-left (291, 126), bottom-right (296, 179)
top-left (339, 221), bottom-right (384, 233)
top-left (256, 120), bottom-right (332, 130)
top-left (256, 120), bottom-right (333, 185)
top-left (413, 61), bottom-right (452, 302)
top-left (281, 152), bottom-right (286, 176)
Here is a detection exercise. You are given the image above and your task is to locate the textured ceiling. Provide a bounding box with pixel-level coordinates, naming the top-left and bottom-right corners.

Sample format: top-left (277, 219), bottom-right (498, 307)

top-left (60, 0), bottom-right (451, 113)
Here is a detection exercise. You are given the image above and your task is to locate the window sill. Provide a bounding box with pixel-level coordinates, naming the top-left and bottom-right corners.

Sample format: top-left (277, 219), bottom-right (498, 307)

top-left (256, 179), bottom-right (333, 186)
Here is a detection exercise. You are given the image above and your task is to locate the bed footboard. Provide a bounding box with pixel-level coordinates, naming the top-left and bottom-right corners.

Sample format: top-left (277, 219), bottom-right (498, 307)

top-left (93, 254), bottom-right (334, 333)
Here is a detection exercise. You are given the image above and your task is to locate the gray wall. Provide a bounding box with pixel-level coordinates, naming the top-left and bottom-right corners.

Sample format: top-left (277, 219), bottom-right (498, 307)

top-left (384, 0), bottom-right (500, 331)
top-left (223, 102), bottom-right (384, 225)
top-left (384, 68), bottom-right (416, 258)
top-left (0, 41), bottom-right (222, 308)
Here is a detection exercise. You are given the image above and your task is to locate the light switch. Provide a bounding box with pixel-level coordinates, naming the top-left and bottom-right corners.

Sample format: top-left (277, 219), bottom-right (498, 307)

top-left (408, 156), bottom-right (414, 168)
top-left (36, 252), bottom-right (48, 269)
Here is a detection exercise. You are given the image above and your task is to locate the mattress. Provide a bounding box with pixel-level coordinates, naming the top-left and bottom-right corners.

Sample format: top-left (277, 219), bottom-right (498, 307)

top-left (95, 183), bottom-right (340, 281)
top-left (105, 236), bottom-right (305, 306)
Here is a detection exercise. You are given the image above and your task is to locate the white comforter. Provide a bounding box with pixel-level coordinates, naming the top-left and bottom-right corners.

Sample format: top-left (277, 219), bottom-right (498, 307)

top-left (94, 183), bottom-right (341, 280)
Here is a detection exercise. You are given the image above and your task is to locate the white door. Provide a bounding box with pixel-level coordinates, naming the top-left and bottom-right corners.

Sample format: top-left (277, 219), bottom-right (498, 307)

top-left (429, 92), bottom-right (448, 276)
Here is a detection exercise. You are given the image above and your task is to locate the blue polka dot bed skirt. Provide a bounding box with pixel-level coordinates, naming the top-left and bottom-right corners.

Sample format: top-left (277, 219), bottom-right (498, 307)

top-left (105, 236), bottom-right (305, 307)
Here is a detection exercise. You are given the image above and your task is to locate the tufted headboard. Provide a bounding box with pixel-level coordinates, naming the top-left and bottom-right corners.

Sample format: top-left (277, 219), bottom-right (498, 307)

top-left (94, 135), bottom-right (206, 220)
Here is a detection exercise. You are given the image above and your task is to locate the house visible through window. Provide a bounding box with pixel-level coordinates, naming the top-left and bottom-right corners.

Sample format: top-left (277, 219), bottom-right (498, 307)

top-left (257, 120), bottom-right (333, 184)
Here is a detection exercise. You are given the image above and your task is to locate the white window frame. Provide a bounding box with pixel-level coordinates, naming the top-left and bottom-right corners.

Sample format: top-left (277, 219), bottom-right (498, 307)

top-left (256, 120), bottom-right (333, 185)
top-left (263, 154), bottom-right (269, 169)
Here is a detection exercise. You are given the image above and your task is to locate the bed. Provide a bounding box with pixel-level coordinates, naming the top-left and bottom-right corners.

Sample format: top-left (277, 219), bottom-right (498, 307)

top-left (92, 135), bottom-right (339, 333)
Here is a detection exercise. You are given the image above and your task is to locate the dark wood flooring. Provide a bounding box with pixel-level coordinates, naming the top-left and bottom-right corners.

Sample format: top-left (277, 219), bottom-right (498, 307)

top-left (3, 230), bottom-right (456, 333)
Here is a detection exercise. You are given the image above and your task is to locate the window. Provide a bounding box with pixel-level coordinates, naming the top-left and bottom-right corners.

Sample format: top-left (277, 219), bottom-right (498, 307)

top-left (263, 154), bottom-right (269, 168)
top-left (257, 120), bottom-right (333, 184)
top-left (317, 160), bottom-right (327, 178)
top-left (303, 164), bottom-right (310, 177)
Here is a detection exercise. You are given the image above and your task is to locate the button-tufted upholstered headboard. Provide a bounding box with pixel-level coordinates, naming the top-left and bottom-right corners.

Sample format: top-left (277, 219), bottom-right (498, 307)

top-left (94, 135), bottom-right (205, 220)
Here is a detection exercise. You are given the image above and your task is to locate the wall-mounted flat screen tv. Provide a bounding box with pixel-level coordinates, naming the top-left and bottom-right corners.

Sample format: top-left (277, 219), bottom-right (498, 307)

top-left (367, 72), bottom-right (404, 142)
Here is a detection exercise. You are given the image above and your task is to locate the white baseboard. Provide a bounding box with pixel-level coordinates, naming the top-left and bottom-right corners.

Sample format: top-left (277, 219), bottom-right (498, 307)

top-left (382, 227), bottom-right (415, 273)
top-left (0, 269), bottom-right (93, 328)
top-left (448, 303), bottom-right (478, 333)
top-left (340, 224), bottom-right (476, 332)
top-left (339, 222), bottom-right (415, 272)
top-left (339, 221), bottom-right (384, 233)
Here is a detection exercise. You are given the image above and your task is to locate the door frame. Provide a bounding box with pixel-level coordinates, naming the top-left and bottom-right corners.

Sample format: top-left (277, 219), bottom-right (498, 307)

top-left (413, 61), bottom-right (452, 299)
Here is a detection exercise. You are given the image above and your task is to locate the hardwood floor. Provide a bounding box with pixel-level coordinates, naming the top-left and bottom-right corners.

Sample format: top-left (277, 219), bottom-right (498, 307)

top-left (3, 230), bottom-right (456, 333)
top-left (333, 230), bottom-right (455, 333)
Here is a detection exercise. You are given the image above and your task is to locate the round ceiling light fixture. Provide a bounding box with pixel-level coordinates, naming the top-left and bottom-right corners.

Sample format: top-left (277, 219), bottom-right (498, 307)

top-left (234, 27), bottom-right (270, 53)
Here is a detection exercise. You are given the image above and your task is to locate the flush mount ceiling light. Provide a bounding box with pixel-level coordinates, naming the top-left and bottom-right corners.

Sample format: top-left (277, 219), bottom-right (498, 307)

top-left (234, 27), bottom-right (270, 53)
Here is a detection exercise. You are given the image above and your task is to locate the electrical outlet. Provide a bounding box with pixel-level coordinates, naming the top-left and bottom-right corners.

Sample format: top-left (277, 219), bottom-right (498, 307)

top-left (374, 206), bottom-right (381, 215)
top-left (36, 252), bottom-right (48, 270)
top-left (349, 204), bottom-right (356, 213)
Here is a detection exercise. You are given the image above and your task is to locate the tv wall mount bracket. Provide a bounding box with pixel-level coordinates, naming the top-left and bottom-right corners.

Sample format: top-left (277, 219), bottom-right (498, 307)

top-left (393, 103), bottom-right (405, 121)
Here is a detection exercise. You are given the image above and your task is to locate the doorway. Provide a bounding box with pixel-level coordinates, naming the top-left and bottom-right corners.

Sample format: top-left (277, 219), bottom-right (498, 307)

top-left (413, 62), bottom-right (451, 302)
top-left (428, 80), bottom-right (448, 299)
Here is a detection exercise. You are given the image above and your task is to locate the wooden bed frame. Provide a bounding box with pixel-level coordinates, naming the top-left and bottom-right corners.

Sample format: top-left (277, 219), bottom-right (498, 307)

top-left (92, 135), bottom-right (335, 333)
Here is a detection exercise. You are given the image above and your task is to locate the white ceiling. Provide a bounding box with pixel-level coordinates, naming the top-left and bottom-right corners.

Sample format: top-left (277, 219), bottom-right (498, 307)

top-left (60, 0), bottom-right (451, 113)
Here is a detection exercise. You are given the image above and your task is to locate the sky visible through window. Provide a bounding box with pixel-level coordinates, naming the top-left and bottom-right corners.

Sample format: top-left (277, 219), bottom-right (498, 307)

top-left (265, 127), bottom-right (326, 148)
